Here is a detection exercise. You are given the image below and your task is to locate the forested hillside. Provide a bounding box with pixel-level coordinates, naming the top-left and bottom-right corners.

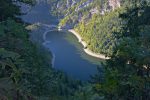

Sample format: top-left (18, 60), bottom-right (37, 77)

top-left (0, 0), bottom-right (150, 100)
top-left (0, 0), bottom-right (81, 99)
top-left (55, 0), bottom-right (150, 56)
top-left (51, 0), bottom-right (150, 99)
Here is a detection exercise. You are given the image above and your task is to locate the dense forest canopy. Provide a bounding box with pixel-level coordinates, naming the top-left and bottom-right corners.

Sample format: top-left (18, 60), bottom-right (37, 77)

top-left (0, 0), bottom-right (150, 100)
top-left (58, 0), bottom-right (150, 56)
top-left (0, 0), bottom-right (80, 99)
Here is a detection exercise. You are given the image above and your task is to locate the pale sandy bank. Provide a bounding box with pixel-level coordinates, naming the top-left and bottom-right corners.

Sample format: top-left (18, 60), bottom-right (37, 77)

top-left (68, 29), bottom-right (110, 60)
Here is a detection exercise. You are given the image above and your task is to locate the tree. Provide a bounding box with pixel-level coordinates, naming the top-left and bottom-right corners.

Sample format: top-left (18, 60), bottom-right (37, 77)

top-left (92, 1), bottom-right (150, 100)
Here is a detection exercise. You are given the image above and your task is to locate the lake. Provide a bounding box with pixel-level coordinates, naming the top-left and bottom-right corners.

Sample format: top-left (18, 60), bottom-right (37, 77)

top-left (21, 2), bottom-right (103, 81)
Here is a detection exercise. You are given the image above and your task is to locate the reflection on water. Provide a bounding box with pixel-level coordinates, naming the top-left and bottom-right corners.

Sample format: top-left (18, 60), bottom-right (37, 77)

top-left (64, 31), bottom-right (104, 65)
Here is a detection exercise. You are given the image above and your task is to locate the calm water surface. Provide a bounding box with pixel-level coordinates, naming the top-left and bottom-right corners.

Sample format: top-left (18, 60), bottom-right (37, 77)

top-left (21, 3), bottom-right (103, 80)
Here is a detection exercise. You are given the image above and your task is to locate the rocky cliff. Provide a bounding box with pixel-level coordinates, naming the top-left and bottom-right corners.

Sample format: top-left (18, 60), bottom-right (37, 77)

top-left (55, 0), bottom-right (121, 28)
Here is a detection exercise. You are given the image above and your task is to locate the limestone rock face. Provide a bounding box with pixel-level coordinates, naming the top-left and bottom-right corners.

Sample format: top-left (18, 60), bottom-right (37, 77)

top-left (108, 0), bottom-right (121, 11)
top-left (56, 0), bottom-right (121, 29)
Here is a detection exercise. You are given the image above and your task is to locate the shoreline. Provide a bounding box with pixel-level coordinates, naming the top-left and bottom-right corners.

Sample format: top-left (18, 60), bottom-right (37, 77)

top-left (42, 29), bottom-right (56, 68)
top-left (68, 29), bottom-right (110, 60)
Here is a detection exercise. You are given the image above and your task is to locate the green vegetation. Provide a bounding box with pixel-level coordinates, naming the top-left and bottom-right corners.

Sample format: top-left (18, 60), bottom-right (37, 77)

top-left (58, 0), bottom-right (150, 99)
top-left (75, 9), bottom-right (123, 55)
top-left (58, 0), bottom-right (150, 56)
top-left (91, 1), bottom-right (150, 100)
top-left (0, 0), bottom-right (80, 99)
top-left (0, 0), bottom-right (150, 100)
